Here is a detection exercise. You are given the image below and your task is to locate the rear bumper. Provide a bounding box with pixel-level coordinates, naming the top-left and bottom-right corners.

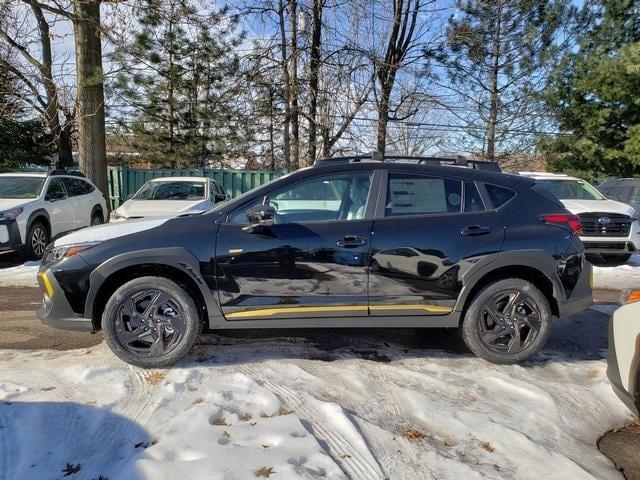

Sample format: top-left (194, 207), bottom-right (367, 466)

top-left (557, 260), bottom-right (593, 318)
top-left (36, 270), bottom-right (94, 332)
top-left (0, 219), bottom-right (24, 253)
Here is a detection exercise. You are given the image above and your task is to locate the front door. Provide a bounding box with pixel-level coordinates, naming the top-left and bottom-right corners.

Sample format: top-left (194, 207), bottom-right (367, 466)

top-left (215, 171), bottom-right (375, 321)
top-left (44, 178), bottom-right (75, 236)
top-left (368, 171), bottom-right (505, 316)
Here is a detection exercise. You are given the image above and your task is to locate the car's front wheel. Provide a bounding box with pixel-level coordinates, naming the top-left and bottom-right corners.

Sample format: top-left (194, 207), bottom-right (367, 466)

top-left (25, 221), bottom-right (49, 260)
top-left (460, 278), bottom-right (552, 364)
top-left (102, 276), bottom-right (202, 368)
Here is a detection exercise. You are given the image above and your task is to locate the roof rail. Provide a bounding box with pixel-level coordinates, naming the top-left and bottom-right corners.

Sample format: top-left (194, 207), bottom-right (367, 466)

top-left (313, 152), bottom-right (501, 172)
top-left (49, 169), bottom-right (85, 178)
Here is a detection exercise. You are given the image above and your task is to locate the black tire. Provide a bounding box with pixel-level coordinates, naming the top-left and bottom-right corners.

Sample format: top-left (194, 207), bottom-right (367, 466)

top-left (102, 276), bottom-right (202, 368)
top-left (597, 253), bottom-right (631, 267)
top-left (25, 220), bottom-right (49, 260)
top-left (90, 210), bottom-right (104, 226)
top-left (460, 278), bottom-right (552, 364)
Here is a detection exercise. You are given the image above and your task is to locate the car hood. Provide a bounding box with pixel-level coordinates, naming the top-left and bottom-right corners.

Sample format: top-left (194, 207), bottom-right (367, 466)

top-left (560, 199), bottom-right (636, 217)
top-left (0, 198), bottom-right (36, 211)
top-left (54, 217), bottom-right (171, 247)
top-left (114, 199), bottom-right (210, 218)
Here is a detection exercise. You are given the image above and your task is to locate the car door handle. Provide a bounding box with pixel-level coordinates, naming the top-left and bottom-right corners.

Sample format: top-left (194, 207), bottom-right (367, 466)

top-left (336, 235), bottom-right (368, 248)
top-left (461, 225), bottom-right (491, 236)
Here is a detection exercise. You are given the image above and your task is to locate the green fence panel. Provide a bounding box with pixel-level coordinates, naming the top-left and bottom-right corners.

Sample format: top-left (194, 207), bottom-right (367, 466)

top-left (107, 166), bottom-right (283, 209)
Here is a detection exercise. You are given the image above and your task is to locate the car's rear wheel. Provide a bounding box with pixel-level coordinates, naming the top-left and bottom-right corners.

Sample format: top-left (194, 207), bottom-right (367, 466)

top-left (102, 276), bottom-right (202, 368)
top-left (460, 278), bottom-right (552, 364)
top-left (90, 211), bottom-right (104, 226)
top-left (25, 221), bottom-right (49, 260)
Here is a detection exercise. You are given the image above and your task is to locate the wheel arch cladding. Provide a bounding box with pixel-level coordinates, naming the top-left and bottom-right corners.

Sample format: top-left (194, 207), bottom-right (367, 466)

top-left (27, 209), bottom-right (51, 236)
top-left (89, 263), bottom-right (209, 330)
top-left (459, 264), bottom-right (559, 320)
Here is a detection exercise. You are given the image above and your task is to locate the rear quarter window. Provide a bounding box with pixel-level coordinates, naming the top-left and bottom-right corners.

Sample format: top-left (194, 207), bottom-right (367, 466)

top-left (485, 184), bottom-right (516, 209)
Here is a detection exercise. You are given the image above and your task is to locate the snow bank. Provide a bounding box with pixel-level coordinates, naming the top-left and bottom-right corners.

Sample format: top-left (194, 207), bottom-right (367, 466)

top-left (0, 310), bottom-right (633, 480)
top-left (0, 260), bottom-right (39, 287)
top-left (592, 254), bottom-right (640, 290)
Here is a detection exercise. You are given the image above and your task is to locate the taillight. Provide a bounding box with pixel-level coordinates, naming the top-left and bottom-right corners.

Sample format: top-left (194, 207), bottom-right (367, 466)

top-left (622, 290), bottom-right (640, 304)
top-left (541, 214), bottom-right (582, 235)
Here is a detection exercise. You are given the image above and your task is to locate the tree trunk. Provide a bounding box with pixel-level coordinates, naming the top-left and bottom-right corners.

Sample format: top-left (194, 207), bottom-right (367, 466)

top-left (289, 0), bottom-right (300, 170)
top-left (74, 0), bottom-right (108, 199)
top-left (307, 0), bottom-right (322, 164)
top-left (278, 0), bottom-right (291, 170)
top-left (485, 4), bottom-right (503, 161)
top-left (376, 79), bottom-right (391, 155)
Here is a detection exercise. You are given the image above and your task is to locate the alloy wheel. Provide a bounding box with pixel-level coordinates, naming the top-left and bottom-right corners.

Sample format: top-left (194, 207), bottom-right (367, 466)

top-left (477, 289), bottom-right (541, 355)
top-left (31, 227), bottom-right (47, 257)
top-left (114, 289), bottom-right (187, 358)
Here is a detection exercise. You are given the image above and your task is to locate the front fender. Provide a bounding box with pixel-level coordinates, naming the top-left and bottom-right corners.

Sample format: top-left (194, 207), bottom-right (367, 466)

top-left (83, 247), bottom-right (223, 324)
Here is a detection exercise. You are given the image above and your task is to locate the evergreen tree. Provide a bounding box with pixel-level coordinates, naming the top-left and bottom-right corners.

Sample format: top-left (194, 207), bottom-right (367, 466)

top-left (109, 0), bottom-right (248, 168)
top-left (434, 0), bottom-right (568, 160)
top-left (541, 0), bottom-right (640, 177)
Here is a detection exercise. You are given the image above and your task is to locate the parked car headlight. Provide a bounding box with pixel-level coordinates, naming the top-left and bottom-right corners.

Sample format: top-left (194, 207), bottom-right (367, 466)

top-left (50, 242), bottom-right (100, 261)
top-left (0, 207), bottom-right (23, 221)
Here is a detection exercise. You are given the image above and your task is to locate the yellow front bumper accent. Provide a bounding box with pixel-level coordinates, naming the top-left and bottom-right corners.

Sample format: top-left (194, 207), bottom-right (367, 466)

top-left (38, 271), bottom-right (54, 298)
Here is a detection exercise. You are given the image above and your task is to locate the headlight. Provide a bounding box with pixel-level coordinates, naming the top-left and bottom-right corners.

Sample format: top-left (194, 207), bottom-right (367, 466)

top-left (50, 242), bottom-right (100, 261)
top-left (0, 207), bottom-right (23, 221)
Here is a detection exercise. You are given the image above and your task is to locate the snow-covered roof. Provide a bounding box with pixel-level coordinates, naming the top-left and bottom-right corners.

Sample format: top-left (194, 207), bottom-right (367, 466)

top-left (518, 171), bottom-right (577, 180)
top-left (0, 172), bottom-right (48, 178)
top-left (146, 176), bottom-right (210, 183)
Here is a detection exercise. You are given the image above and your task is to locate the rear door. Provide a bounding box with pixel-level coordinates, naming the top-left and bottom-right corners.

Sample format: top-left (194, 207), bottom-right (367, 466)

top-left (368, 170), bottom-right (505, 316)
top-left (215, 170), bottom-right (377, 321)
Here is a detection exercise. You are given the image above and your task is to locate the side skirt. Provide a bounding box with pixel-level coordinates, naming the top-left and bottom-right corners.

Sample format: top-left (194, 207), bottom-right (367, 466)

top-left (207, 312), bottom-right (461, 329)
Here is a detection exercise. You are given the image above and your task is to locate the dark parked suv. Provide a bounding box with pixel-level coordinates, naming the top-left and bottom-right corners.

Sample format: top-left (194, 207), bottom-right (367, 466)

top-left (37, 156), bottom-right (593, 367)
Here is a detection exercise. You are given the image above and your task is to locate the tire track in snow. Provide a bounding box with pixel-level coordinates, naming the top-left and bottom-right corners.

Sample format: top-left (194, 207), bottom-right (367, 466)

top-left (239, 363), bottom-right (385, 480)
top-left (294, 359), bottom-right (426, 479)
top-left (79, 365), bottom-right (155, 476)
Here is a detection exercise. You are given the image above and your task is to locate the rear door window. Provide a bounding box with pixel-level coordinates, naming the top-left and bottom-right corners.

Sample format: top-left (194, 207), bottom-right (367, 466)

top-left (385, 173), bottom-right (462, 217)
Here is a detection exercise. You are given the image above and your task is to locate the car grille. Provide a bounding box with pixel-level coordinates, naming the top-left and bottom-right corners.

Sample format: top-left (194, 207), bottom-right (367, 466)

top-left (578, 213), bottom-right (632, 237)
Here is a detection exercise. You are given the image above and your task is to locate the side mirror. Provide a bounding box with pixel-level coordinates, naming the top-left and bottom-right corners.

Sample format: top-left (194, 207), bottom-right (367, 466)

top-left (47, 191), bottom-right (67, 202)
top-left (243, 205), bottom-right (276, 233)
top-left (214, 193), bottom-right (227, 203)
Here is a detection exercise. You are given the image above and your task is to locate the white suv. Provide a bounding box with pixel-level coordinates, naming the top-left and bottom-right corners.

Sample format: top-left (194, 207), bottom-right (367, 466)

top-left (0, 171), bottom-right (108, 259)
top-left (521, 172), bottom-right (639, 265)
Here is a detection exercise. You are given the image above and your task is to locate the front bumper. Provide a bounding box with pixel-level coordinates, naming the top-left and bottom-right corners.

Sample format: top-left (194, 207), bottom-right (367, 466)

top-left (36, 269), bottom-right (94, 332)
top-left (607, 305), bottom-right (640, 416)
top-left (557, 260), bottom-right (593, 318)
top-left (0, 219), bottom-right (24, 253)
top-left (580, 220), bottom-right (640, 253)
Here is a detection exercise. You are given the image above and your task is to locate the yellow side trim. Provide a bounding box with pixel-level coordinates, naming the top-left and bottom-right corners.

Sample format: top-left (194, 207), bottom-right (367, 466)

top-left (226, 305), bottom-right (368, 319)
top-left (225, 303), bottom-right (452, 319)
top-left (38, 272), bottom-right (54, 298)
top-left (370, 304), bottom-right (453, 314)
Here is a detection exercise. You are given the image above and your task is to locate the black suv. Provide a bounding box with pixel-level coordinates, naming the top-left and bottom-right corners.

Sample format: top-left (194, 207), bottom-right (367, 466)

top-left (37, 156), bottom-right (593, 367)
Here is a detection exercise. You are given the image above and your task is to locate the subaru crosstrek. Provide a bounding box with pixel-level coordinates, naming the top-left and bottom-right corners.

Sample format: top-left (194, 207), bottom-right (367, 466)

top-left (36, 156), bottom-right (593, 367)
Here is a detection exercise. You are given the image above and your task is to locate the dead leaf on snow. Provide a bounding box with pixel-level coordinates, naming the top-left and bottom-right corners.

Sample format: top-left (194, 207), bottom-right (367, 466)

top-left (255, 466), bottom-right (274, 478)
top-left (586, 368), bottom-right (599, 378)
top-left (210, 416), bottom-right (228, 426)
top-left (193, 398), bottom-right (204, 405)
top-left (403, 428), bottom-right (425, 441)
top-left (40, 386), bottom-right (56, 391)
top-left (260, 411), bottom-right (270, 418)
top-left (262, 444), bottom-right (270, 449)
top-left (62, 463), bottom-right (81, 477)
top-left (481, 442), bottom-right (495, 453)
top-left (145, 372), bottom-right (166, 385)
top-left (277, 407), bottom-right (293, 416)
top-left (443, 440), bottom-right (454, 448)
top-left (241, 413), bottom-right (253, 422)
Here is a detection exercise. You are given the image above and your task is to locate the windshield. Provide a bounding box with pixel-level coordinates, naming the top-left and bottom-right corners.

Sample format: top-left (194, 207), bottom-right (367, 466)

top-left (134, 181), bottom-right (206, 200)
top-left (0, 176), bottom-right (45, 199)
top-left (536, 179), bottom-right (605, 200)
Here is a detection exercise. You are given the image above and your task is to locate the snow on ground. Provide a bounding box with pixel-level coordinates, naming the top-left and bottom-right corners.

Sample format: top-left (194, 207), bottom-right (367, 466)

top-left (592, 254), bottom-right (640, 290)
top-left (0, 309), bottom-right (635, 480)
top-left (0, 260), bottom-right (39, 287)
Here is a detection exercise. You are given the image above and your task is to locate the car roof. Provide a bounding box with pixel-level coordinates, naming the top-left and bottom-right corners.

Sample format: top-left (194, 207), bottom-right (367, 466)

top-left (147, 176), bottom-right (210, 183)
top-left (308, 161), bottom-right (533, 187)
top-left (0, 172), bottom-right (47, 178)
top-left (518, 171), bottom-right (579, 181)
